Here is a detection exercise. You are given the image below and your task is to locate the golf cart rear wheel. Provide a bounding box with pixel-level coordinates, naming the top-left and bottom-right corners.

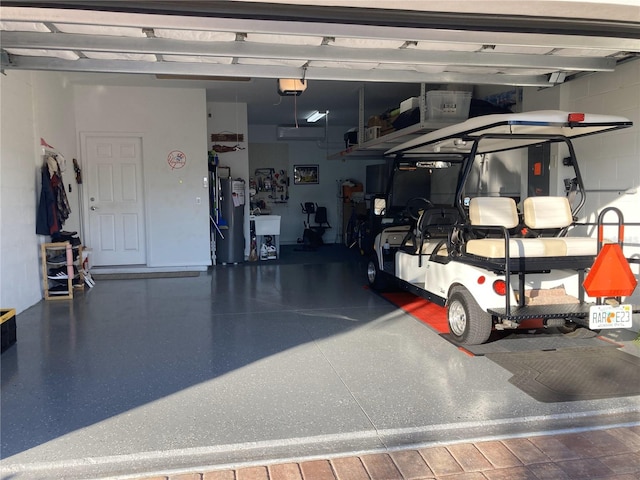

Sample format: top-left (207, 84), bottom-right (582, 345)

top-left (447, 286), bottom-right (492, 345)
top-left (367, 255), bottom-right (389, 291)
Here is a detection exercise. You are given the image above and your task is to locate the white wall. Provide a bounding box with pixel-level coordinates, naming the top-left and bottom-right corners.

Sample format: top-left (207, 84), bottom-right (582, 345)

top-left (524, 58), bottom-right (640, 313)
top-left (561, 59), bottom-right (639, 229)
top-left (564, 59), bottom-right (640, 311)
top-left (1, 71), bottom-right (41, 313)
top-left (249, 124), bottom-right (384, 244)
top-left (74, 85), bottom-right (210, 268)
top-left (0, 70), bottom-right (78, 313)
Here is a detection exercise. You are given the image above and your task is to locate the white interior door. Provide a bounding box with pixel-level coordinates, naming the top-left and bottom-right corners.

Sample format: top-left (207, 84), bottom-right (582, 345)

top-left (85, 135), bottom-right (146, 266)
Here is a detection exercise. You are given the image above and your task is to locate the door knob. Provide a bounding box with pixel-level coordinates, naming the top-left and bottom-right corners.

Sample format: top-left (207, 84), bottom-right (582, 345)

top-left (90, 206), bottom-right (98, 211)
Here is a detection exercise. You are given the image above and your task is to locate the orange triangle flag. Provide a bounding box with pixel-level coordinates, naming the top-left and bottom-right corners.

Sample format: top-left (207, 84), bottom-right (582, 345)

top-left (583, 243), bottom-right (637, 297)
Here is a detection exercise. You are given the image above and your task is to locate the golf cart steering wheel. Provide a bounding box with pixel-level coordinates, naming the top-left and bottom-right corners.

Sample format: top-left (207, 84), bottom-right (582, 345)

top-left (405, 197), bottom-right (433, 220)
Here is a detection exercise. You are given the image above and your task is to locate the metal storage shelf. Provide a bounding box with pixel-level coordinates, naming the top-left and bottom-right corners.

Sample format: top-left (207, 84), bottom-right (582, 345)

top-left (327, 120), bottom-right (457, 160)
top-left (327, 83), bottom-right (462, 160)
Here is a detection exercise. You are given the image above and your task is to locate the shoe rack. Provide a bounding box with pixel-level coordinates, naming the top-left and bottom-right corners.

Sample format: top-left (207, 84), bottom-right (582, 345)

top-left (41, 242), bottom-right (84, 300)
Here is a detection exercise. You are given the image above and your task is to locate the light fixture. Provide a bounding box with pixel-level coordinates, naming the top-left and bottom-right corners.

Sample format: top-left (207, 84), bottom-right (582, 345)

top-left (306, 110), bottom-right (328, 123)
top-left (548, 71), bottom-right (566, 84)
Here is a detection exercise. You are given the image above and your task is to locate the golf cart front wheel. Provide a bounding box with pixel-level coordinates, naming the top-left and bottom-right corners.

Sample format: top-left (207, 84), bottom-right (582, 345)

top-left (367, 255), bottom-right (389, 291)
top-left (447, 286), bottom-right (492, 345)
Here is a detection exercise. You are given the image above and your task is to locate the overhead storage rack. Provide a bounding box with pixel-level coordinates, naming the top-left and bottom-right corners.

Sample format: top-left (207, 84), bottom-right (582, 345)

top-left (328, 84), bottom-right (468, 160)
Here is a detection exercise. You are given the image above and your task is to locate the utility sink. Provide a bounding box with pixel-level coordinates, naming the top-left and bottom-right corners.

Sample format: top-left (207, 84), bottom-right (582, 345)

top-left (250, 215), bottom-right (281, 259)
top-left (250, 215), bottom-right (281, 235)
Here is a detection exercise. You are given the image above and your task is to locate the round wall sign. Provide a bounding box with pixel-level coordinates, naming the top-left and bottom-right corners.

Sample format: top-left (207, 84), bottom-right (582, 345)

top-left (168, 150), bottom-right (186, 169)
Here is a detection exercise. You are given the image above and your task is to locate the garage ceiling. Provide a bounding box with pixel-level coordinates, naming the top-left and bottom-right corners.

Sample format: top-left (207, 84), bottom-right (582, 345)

top-left (1, 1), bottom-right (639, 125)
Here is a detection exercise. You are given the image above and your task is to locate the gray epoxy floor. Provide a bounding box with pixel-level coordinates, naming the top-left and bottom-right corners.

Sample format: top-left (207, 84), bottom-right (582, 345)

top-left (2, 250), bottom-right (640, 479)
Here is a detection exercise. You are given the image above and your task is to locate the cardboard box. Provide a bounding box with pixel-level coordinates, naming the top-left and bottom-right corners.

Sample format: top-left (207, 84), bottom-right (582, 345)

top-left (342, 184), bottom-right (363, 203)
top-left (367, 115), bottom-right (385, 127)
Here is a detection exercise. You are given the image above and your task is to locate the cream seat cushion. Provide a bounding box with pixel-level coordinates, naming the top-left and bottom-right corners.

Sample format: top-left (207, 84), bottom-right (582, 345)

top-left (523, 196), bottom-right (599, 256)
top-left (469, 197), bottom-right (519, 229)
top-left (467, 197), bottom-right (545, 258)
top-left (542, 237), bottom-right (599, 256)
top-left (466, 238), bottom-right (546, 258)
top-left (523, 196), bottom-right (572, 229)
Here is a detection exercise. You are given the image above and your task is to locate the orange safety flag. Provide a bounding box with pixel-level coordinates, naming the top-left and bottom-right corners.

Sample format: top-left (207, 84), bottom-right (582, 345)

top-left (583, 243), bottom-right (637, 297)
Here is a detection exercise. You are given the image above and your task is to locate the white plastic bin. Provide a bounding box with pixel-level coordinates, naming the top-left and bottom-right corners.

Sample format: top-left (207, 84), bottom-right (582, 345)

top-left (364, 126), bottom-right (381, 142)
top-left (426, 91), bottom-right (472, 122)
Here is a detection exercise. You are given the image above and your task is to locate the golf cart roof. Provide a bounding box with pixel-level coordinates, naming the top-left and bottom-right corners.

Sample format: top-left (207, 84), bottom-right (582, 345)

top-left (386, 110), bottom-right (632, 156)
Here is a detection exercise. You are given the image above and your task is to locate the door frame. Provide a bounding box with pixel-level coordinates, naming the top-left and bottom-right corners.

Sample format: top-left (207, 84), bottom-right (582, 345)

top-left (79, 132), bottom-right (149, 267)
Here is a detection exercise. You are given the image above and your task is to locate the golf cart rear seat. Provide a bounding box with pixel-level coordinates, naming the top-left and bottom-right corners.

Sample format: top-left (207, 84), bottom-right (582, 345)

top-left (465, 197), bottom-right (545, 258)
top-left (465, 196), bottom-right (598, 258)
top-left (523, 196), bottom-right (599, 256)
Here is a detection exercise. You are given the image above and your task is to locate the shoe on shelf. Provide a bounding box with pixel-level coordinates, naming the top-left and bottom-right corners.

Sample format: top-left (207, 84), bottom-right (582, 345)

top-left (48, 271), bottom-right (69, 280)
top-left (51, 230), bottom-right (77, 239)
top-left (48, 265), bottom-right (78, 279)
top-left (48, 284), bottom-right (69, 295)
top-left (47, 254), bottom-right (67, 264)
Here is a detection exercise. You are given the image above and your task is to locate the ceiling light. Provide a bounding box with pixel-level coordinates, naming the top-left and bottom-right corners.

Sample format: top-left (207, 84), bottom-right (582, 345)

top-left (306, 110), bottom-right (328, 123)
top-left (548, 71), bottom-right (567, 84)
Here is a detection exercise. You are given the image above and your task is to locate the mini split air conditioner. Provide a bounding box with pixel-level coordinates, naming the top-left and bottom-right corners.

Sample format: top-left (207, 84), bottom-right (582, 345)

top-left (276, 126), bottom-right (325, 141)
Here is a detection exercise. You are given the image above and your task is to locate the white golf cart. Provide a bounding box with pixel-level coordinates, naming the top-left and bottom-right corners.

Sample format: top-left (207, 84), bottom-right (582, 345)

top-left (367, 110), bottom-right (638, 345)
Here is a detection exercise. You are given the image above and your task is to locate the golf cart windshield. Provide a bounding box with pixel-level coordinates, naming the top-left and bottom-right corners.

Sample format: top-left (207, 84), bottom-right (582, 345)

top-left (387, 157), bottom-right (463, 215)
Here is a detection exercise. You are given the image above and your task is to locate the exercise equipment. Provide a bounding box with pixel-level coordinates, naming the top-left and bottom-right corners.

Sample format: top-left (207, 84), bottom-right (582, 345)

top-left (298, 202), bottom-right (331, 250)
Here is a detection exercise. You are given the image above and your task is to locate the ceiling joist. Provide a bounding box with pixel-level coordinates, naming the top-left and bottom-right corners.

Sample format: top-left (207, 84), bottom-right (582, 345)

top-left (1, 4), bottom-right (638, 88)
top-left (2, 6), bottom-right (639, 52)
top-left (0, 31), bottom-right (618, 73)
top-left (2, 55), bottom-right (556, 87)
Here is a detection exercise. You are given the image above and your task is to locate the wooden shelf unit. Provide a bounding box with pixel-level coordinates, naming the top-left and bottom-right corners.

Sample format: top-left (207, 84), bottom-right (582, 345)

top-left (41, 242), bottom-right (83, 300)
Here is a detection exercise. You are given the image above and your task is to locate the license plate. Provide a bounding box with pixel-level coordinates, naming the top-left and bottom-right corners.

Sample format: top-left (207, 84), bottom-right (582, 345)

top-left (589, 304), bottom-right (633, 329)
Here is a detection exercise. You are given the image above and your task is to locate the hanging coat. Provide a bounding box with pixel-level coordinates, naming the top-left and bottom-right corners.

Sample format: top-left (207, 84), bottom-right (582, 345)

top-left (36, 165), bottom-right (59, 235)
top-left (51, 171), bottom-right (71, 225)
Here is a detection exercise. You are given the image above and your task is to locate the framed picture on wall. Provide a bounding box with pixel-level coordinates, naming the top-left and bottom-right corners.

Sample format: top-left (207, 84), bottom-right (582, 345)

top-left (293, 164), bottom-right (319, 185)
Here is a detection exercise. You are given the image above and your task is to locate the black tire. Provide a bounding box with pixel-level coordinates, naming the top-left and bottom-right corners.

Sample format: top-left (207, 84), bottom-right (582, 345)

top-left (367, 255), bottom-right (389, 292)
top-left (447, 286), bottom-right (492, 345)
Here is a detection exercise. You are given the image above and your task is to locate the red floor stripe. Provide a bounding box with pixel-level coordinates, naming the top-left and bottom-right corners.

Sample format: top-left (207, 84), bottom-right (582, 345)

top-left (381, 291), bottom-right (545, 335)
top-left (381, 291), bottom-right (449, 334)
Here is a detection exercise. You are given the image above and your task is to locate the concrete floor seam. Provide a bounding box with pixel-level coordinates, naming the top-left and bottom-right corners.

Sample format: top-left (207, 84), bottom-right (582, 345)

top-left (301, 320), bottom-right (389, 450)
